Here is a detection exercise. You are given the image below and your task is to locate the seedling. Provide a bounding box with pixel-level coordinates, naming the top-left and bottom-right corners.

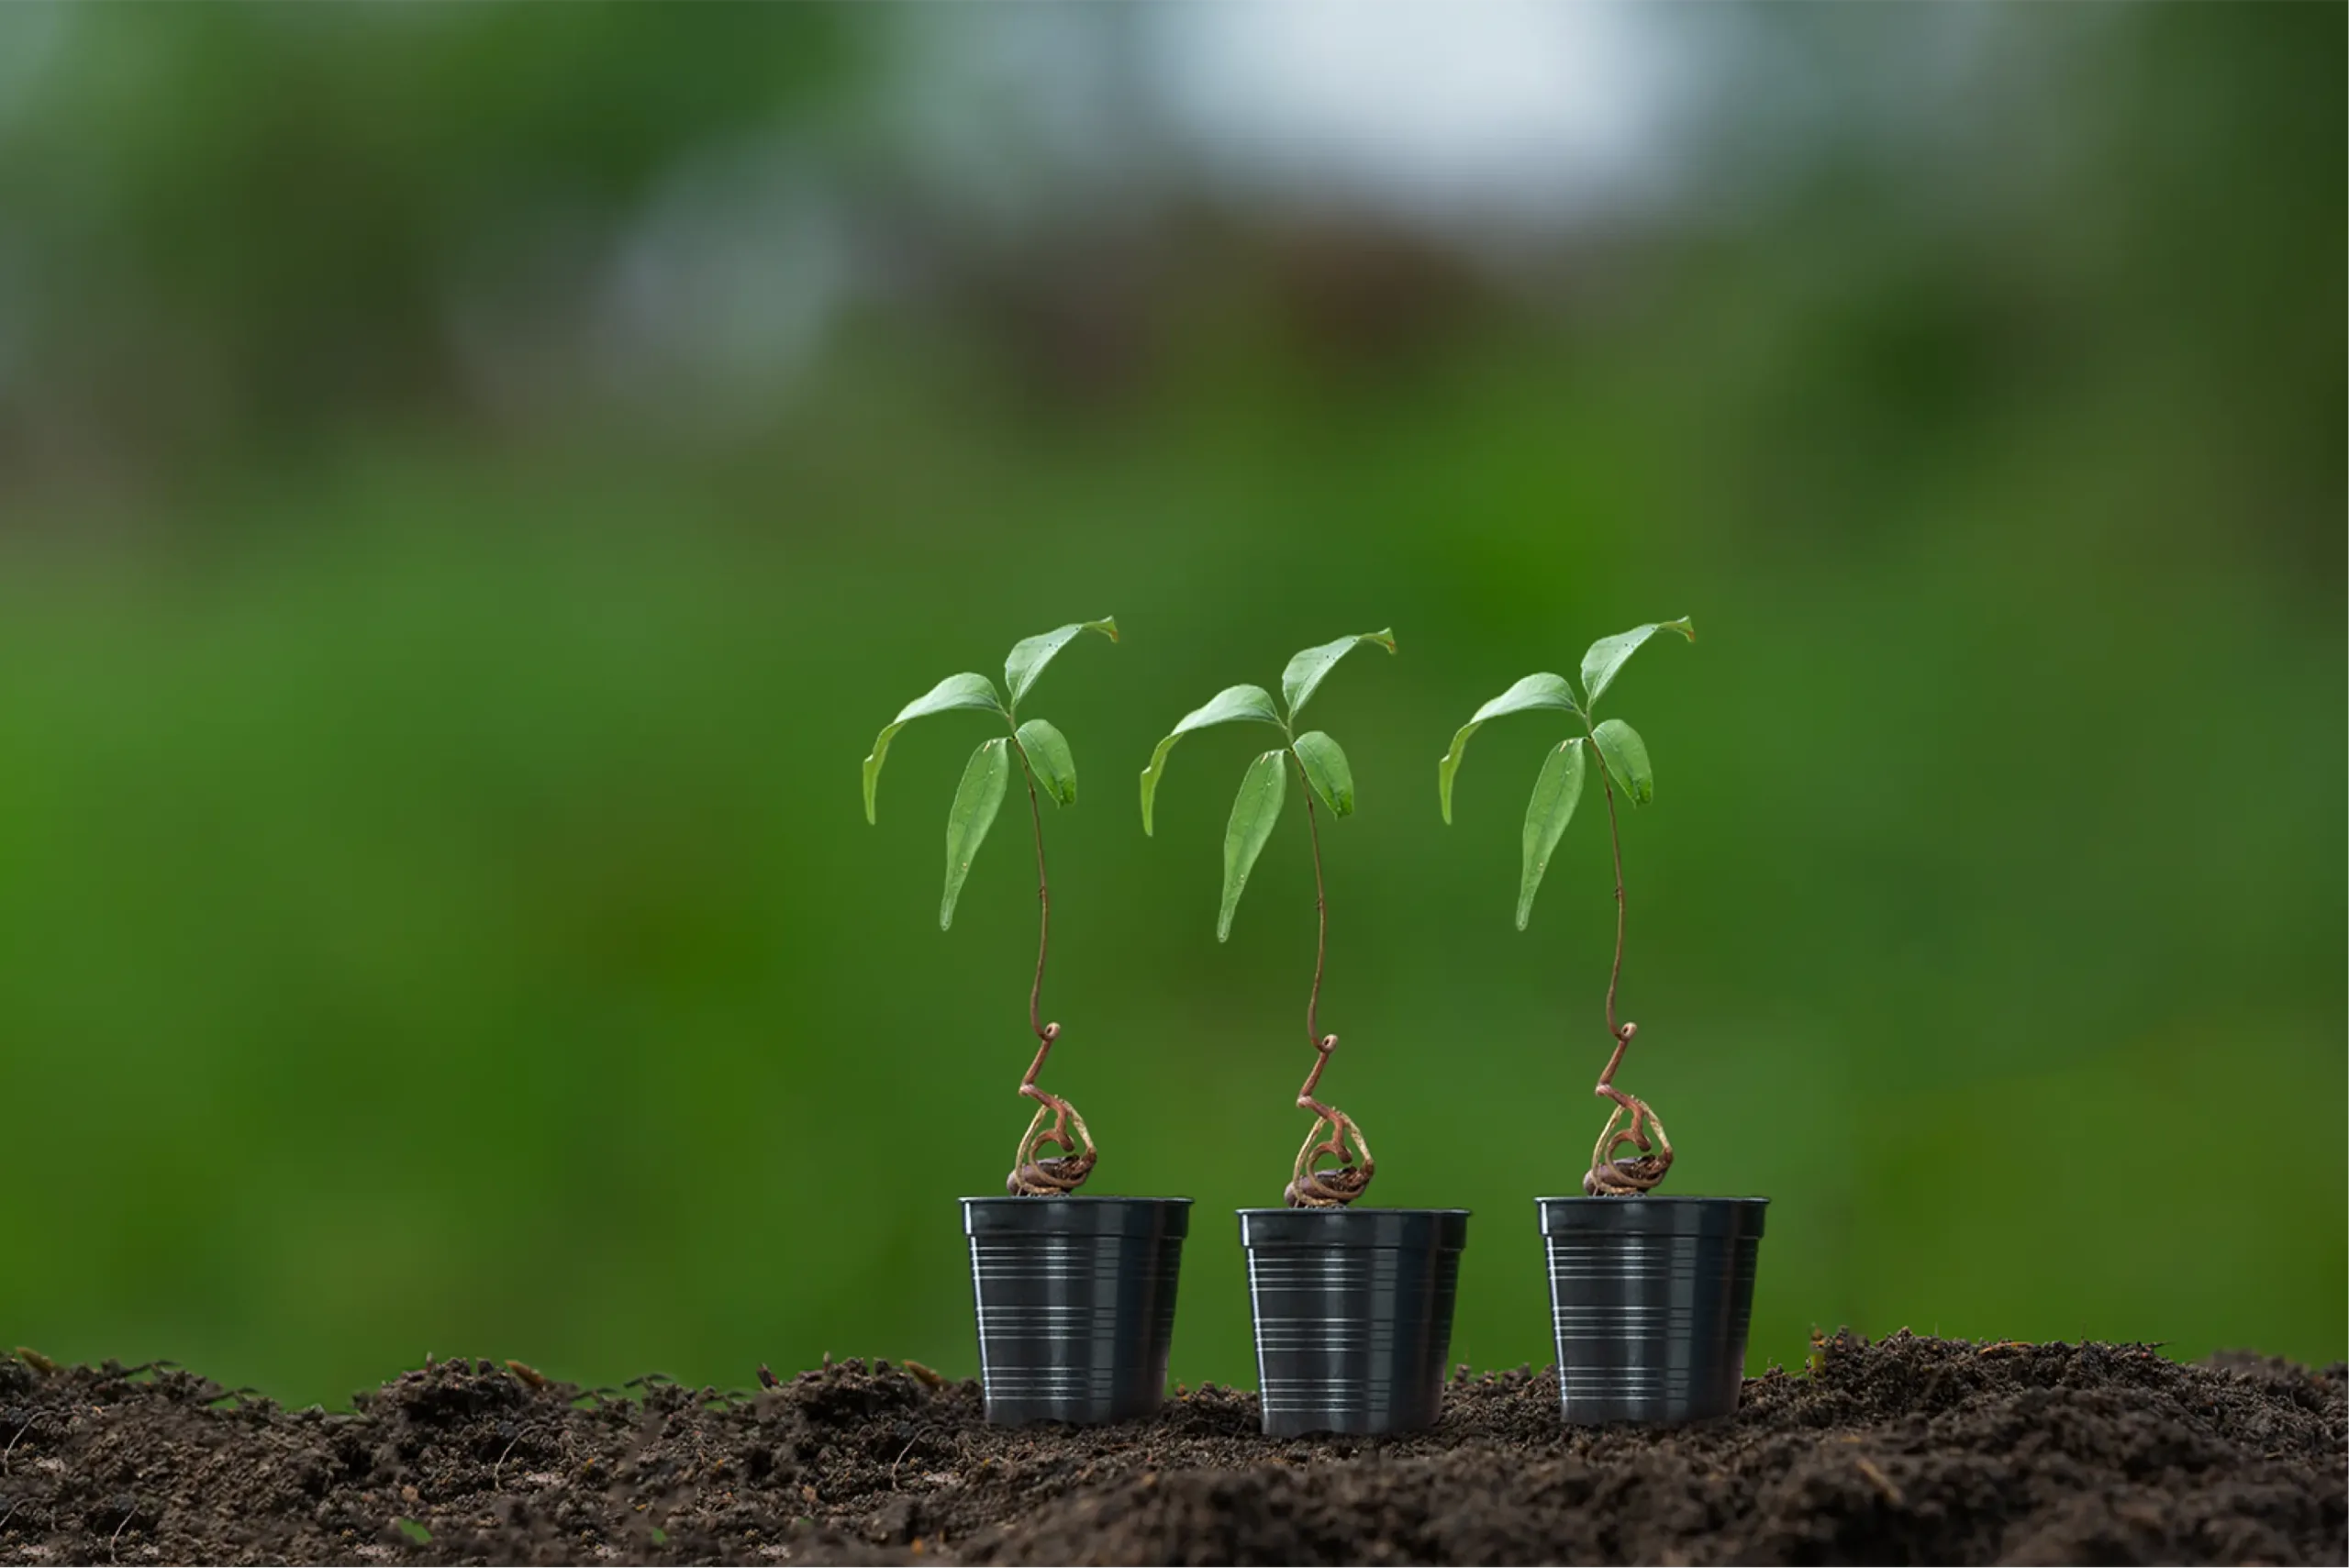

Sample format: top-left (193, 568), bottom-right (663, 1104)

top-left (862, 619), bottom-right (1119, 1195)
top-left (1438, 618), bottom-right (1695, 1195)
top-left (1141, 628), bottom-right (1395, 1207)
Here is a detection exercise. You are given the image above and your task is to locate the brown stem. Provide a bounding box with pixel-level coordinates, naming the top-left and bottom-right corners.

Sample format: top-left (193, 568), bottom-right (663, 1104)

top-left (1598, 738), bottom-right (1628, 1062)
top-left (1304, 772), bottom-right (1328, 1053)
top-left (1005, 741), bottom-right (1094, 1196)
top-left (1286, 768), bottom-right (1373, 1207)
top-left (1583, 732), bottom-right (1671, 1196)
top-left (1294, 1029), bottom-right (1346, 1130)
top-left (1023, 762), bottom-right (1051, 1048)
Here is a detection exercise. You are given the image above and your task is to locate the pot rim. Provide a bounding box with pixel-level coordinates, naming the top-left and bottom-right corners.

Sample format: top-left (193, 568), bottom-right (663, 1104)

top-left (1233, 1206), bottom-right (1473, 1217)
top-left (962, 1195), bottom-right (1194, 1238)
top-left (1237, 1206), bottom-right (1471, 1250)
top-left (960, 1195), bottom-right (1196, 1204)
top-left (1534, 1195), bottom-right (1771, 1205)
top-left (1536, 1194), bottom-right (1769, 1238)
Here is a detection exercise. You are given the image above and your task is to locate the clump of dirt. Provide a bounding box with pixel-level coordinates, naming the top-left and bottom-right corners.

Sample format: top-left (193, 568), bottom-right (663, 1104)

top-left (0, 1332), bottom-right (2339, 1564)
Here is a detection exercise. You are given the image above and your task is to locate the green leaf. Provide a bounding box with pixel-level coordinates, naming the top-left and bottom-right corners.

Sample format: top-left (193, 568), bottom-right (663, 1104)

top-left (1579, 618), bottom-right (1693, 710)
top-left (1291, 729), bottom-right (1355, 817)
top-left (941, 738), bottom-right (1010, 930)
top-left (1015, 718), bottom-right (1078, 806)
top-left (1590, 717), bottom-right (1654, 806)
top-left (1517, 739), bottom-right (1586, 929)
top-left (1003, 617), bottom-right (1118, 710)
top-left (1139, 684), bottom-right (1284, 835)
top-left (862, 673), bottom-right (1004, 824)
top-left (1280, 628), bottom-right (1396, 720)
top-left (1437, 673), bottom-right (1583, 824)
top-left (1218, 750), bottom-right (1288, 941)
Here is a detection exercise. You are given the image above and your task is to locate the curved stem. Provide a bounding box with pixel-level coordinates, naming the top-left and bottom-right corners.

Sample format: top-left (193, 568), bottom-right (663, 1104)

top-left (1593, 736), bottom-right (1631, 1089)
top-left (1303, 775), bottom-right (1328, 1052)
top-left (1581, 730), bottom-right (1671, 1195)
top-left (1005, 736), bottom-right (1094, 1195)
top-left (1286, 765), bottom-right (1372, 1207)
top-left (1022, 761), bottom-right (1051, 1048)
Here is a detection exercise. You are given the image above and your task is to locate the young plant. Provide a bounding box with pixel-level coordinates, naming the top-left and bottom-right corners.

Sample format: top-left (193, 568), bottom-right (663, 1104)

top-left (1140, 628), bottom-right (1395, 1208)
top-left (862, 618), bottom-right (1119, 1196)
top-left (1437, 617), bottom-right (1695, 1196)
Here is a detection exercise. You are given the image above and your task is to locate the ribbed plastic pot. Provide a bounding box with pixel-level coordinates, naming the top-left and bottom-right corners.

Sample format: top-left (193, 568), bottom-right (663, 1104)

top-left (1537, 1195), bottom-right (1767, 1424)
top-left (1238, 1207), bottom-right (1470, 1438)
top-left (960, 1196), bottom-right (1191, 1425)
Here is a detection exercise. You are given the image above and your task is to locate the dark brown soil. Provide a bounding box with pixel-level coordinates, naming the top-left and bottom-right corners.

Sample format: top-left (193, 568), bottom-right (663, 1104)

top-left (1, 1332), bottom-right (2339, 1565)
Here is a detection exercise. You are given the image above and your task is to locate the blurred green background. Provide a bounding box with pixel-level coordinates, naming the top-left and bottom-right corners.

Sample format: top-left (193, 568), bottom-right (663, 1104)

top-left (0, 5), bottom-right (2340, 1407)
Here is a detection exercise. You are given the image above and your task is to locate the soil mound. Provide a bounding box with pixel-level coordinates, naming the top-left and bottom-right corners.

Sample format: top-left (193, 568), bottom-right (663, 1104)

top-left (1, 1331), bottom-right (2339, 1564)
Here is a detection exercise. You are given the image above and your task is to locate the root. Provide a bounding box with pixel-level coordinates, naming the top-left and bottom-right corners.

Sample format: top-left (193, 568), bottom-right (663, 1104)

top-left (1285, 1113), bottom-right (1375, 1207)
top-left (1007, 1099), bottom-right (1097, 1195)
top-left (1007, 1023), bottom-right (1097, 1195)
top-left (1582, 1018), bottom-right (1673, 1195)
top-left (1285, 1033), bottom-right (1375, 1207)
top-left (1582, 1090), bottom-right (1673, 1195)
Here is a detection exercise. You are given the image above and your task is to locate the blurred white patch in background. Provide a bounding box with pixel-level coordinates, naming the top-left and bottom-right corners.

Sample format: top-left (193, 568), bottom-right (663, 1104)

top-left (469, 2), bottom-right (1708, 429)
top-left (875, 1), bottom-right (1697, 242)
top-left (1146, 0), bottom-right (1691, 238)
top-left (0, 1), bottom-right (2017, 446)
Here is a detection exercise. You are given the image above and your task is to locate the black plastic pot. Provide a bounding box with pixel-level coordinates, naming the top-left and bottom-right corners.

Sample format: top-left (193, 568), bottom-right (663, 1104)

top-left (960, 1195), bottom-right (1191, 1425)
top-left (1237, 1207), bottom-right (1471, 1437)
top-left (1537, 1195), bottom-right (1767, 1424)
